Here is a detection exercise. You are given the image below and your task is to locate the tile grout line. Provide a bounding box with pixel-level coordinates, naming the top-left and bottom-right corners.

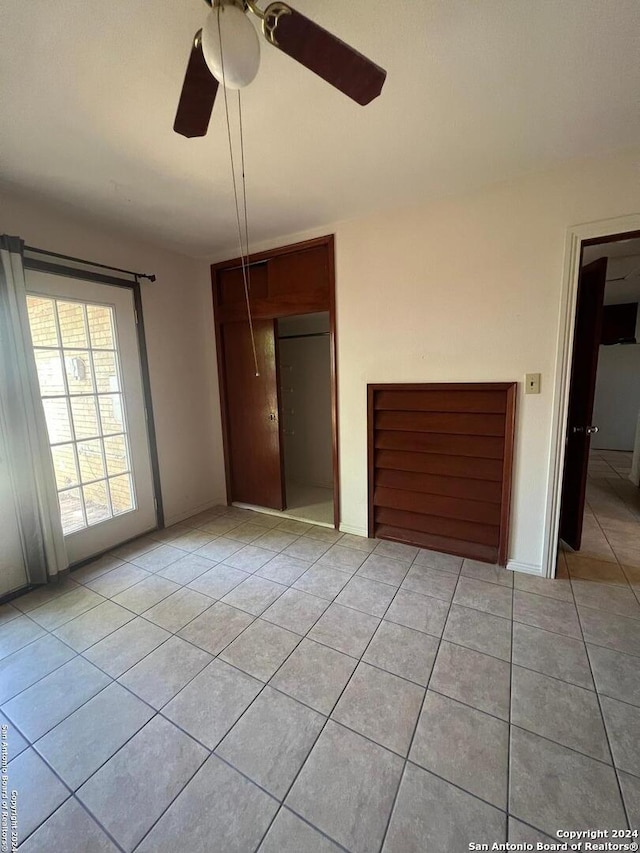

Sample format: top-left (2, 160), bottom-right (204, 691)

top-left (506, 579), bottom-right (514, 839)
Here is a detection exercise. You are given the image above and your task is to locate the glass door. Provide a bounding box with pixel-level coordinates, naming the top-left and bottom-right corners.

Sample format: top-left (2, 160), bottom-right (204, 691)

top-left (25, 271), bottom-right (157, 564)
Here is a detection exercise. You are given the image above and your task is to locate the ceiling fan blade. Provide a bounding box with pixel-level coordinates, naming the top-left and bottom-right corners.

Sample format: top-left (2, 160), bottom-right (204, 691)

top-left (174, 31), bottom-right (219, 138)
top-left (263, 3), bottom-right (386, 106)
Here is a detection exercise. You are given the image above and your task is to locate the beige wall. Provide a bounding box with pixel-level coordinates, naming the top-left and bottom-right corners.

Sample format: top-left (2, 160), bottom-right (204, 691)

top-left (211, 146), bottom-right (640, 573)
top-left (0, 190), bottom-right (225, 525)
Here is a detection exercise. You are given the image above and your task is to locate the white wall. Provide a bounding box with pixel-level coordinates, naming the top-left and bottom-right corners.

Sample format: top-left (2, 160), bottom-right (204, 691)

top-left (211, 146), bottom-right (640, 573)
top-left (0, 190), bottom-right (225, 526)
top-left (592, 344), bottom-right (640, 451)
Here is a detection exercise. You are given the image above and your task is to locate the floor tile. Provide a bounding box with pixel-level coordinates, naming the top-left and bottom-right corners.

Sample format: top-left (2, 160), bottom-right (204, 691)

top-left (619, 771), bottom-right (640, 829)
top-left (77, 716), bottom-right (207, 851)
top-left (511, 665), bottom-right (609, 761)
top-left (3, 656), bottom-right (110, 741)
top-left (224, 545), bottom-right (276, 572)
top-left (253, 529), bottom-right (299, 552)
top-left (18, 797), bottom-right (119, 853)
top-left (339, 534), bottom-right (377, 553)
top-left (217, 686), bottom-right (324, 799)
top-left (220, 619), bottom-right (301, 681)
top-left (0, 635), bottom-right (75, 702)
top-left (286, 721), bottom-right (403, 853)
top-left (306, 526), bottom-right (344, 544)
top-left (7, 748), bottom-right (70, 845)
top-left (112, 574), bottom-right (179, 614)
top-left (0, 615), bottom-right (46, 660)
top-left (588, 644), bottom-right (640, 706)
top-left (256, 554), bottom-right (311, 585)
top-left (199, 517), bottom-right (244, 537)
top-left (567, 554), bottom-right (629, 586)
top-left (178, 602), bottom-right (254, 655)
top-left (258, 807), bottom-right (343, 853)
top-left (600, 696), bottom-right (640, 776)
top-left (414, 548), bottom-right (463, 574)
top-left (513, 570), bottom-right (573, 601)
top-left (261, 588), bottom-right (329, 634)
top-left (85, 564), bottom-right (150, 598)
top-left (270, 639), bottom-right (357, 714)
top-left (187, 564), bottom-right (249, 599)
top-left (357, 553), bottom-right (410, 586)
top-left (363, 620), bottom-right (439, 685)
top-left (143, 587), bottom-right (211, 633)
top-left (411, 690), bottom-right (508, 808)
top-left (512, 622), bottom-right (593, 689)
top-left (35, 682), bottom-right (154, 789)
top-left (402, 564), bottom-right (458, 601)
top-left (193, 537), bottom-right (243, 563)
top-left (308, 603), bottom-right (379, 658)
top-left (83, 618), bottom-right (170, 677)
top-left (163, 658), bottom-right (262, 749)
top-left (0, 602), bottom-right (20, 627)
top-left (119, 636), bottom-right (212, 708)
top-left (453, 576), bottom-right (512, 618)
top-left (136, 754), bottom-right (278, 853)
top-left (335, 575), bottom-right (396, 616)
top-left (332, 662), bottom-right (424, 755)
top-left (0, 710), bottom-right (28, 760)
top-left (277, 518), bottom-right (313, 535)
top-left (509, 727), bottom-right (626, 836)
top-left (444, 603), bottom-right (512, 661)
top-left (112, 535), bottom-right (160, 561)
top-left (318, 544), bottom-right (367, 573)
top-left (226, 521), bottom-right (271, 544)
top-left (28, 586), bottom-right (103, 631)
top-left (168, 528), bottom-right (216, 552)
top-left (507, 818), bottom-right (554, 844)
top-left (12, 577), bottom-right (79, 613)
top-left (461, 559), bottom-right (513, 587)
top-left (293, 565), bottom-right (351, 600)
top-left (383, 763), bottom-right (505, 852)
top-left (222, 576), bottom-right (286, 616)
top-left (572, 578), bottom-right (640, 619)
top-left (430, 641), bottom-right (510, 720)
top-left (374, 540), bottom-right (419, 562)
top-left (240, 511), bottom-right (281, 529)
top-left (579, 605), bottom-right (640, 656)
top-left (283, 537), bottom-right (331, 562)
top-left (156, 553), bottom-right (215, 585)
top-left (53, 600), bottom-right (135, 651)
top-left (149, 521), bottom-right (192, 543)
top-left (71, 553), bottom-right (124, 584)
top-left (385, 588), bottom-right (449, 637)
top-left (129, 543), bottom-right (185, 572)
top-left (513, 590), bottom-right (581, 638)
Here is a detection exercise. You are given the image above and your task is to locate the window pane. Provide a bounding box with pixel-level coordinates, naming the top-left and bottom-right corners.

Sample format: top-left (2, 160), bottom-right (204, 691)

top-left (70, 396), bottom-right (99, 439)
top-left (98, 394), bottom-right (125, 435)
top-left (57, 301), bottom-right (88, 348)
top-left (93, 351), bottom-right (120, 393)
top-left (51, 444), bottom-right (79, 490)
top-left (77, 439), bottom-right (105, 483)
top-left (27, 296), bottom-right (59, 346)
top-left (109, 474), bottom-right (134, 515)
top-left (64, 351), bottom-right (94, 395)
top-left (34, 349), bottom-right (66, 396)
top-left (42, 398), bottom-right (73, 443)
top-left (104, 435), bottom-right (128, 476)
top-left (87, 305), bottom-right (114, 349)
top-left (59, 488), bottom-right (85, 534)
top-left (84, 480), bottom-right (111, 525)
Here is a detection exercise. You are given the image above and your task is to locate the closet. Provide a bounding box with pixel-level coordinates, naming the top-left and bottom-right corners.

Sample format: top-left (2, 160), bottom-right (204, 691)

top-left (212, 236), bottom-right (338, 527)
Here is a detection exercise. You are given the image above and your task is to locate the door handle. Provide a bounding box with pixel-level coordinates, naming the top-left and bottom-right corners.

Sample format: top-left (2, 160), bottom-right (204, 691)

top-left (586, 425), bottom-right (599, 435)
top-left (268, 412), bottom-right (277, 421)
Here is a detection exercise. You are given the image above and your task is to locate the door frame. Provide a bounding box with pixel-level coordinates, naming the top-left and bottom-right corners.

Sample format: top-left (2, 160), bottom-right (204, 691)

top-left (211, 235), bottom-right (340, 529)
top-left (22, 258), bottom-right (164, 537)
top-left (543, 214), bottom-right (640, 578)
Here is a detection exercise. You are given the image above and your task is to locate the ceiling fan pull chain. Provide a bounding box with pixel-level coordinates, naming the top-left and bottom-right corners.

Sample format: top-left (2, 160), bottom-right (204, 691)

top-left (217, 5), bottom-right (260, 377)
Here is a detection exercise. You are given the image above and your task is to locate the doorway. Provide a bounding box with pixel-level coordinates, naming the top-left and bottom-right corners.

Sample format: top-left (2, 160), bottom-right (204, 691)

top-left (558, 232), bottom-right (640, 583)
top-left (278, 312), bottom-right (333, 525)
top-left (25, 270), bottom-right (158, 564)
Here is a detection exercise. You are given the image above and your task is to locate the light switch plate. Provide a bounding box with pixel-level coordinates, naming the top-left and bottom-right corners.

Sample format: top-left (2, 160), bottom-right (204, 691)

top-left (525, 373), bottom-right (541, 394)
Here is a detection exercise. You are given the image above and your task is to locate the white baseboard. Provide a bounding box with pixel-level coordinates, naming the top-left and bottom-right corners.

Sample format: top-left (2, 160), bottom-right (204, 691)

top-left (507, 560), bottom-right (544, 576)
top-left (339, 524), bottom-right (369, 537)
top-left (164, 497), bottom-right (226, 527)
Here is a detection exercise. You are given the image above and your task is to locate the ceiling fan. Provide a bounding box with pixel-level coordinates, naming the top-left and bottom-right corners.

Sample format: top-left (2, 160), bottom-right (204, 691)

top-left (174, 0), bottom-right (387, 137)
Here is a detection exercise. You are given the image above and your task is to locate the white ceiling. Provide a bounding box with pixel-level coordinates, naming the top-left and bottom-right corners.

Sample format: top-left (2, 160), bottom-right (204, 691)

top-left (583, 238), bottom-right (640, 304)
top-left (2, 0), bottom-right (640, 258)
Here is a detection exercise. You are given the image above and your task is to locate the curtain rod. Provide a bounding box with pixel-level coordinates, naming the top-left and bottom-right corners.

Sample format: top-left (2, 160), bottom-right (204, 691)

top-left (24, 245), bottom-right (156, 283)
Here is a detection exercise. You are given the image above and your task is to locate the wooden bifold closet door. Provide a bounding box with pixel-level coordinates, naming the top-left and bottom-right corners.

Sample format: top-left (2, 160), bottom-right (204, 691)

top-left (368, 383), bottom-right (517, 565)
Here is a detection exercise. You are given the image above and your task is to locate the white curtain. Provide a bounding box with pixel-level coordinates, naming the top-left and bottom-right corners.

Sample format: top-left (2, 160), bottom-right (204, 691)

top-left (630, 411), bottom-right (640, 487)
top-left (0, 235), bottom-right (67, 583)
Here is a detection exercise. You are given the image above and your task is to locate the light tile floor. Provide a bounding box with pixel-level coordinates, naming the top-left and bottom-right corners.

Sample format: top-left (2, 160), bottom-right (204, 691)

top-left (0, 499), bottom-right (638, 851)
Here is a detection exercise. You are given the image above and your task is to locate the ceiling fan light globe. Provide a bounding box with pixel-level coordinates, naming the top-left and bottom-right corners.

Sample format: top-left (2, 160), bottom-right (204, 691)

top-left (201, 5), bottom-right (260, 89)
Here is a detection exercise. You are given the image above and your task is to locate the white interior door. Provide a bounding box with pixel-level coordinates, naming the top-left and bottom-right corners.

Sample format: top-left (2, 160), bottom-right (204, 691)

top-left (0, 417), bottom-right (28, 595)
top-left (25, 271), bottom-right (157, 564)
